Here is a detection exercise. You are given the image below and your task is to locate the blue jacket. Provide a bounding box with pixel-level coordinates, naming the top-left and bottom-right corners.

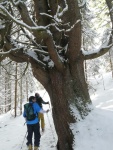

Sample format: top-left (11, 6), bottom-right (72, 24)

top-left (23, 102), bottom-right (41, 125)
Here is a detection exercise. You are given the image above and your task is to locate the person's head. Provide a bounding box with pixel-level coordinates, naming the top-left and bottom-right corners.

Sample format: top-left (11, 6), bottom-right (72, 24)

top-left (29, 96), bottom-right (36, 103)
top-left (35, 93), bottom-right (39, 97)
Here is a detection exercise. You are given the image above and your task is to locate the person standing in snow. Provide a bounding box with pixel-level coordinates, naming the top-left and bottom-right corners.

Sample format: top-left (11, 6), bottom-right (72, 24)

top-left (23, 96), bottom-right (49, 150)
top-left (35, 92), bottom-right (49, 132)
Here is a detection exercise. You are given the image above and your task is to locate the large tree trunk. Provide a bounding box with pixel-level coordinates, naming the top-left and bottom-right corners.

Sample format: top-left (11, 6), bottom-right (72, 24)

top-left (33, 62), bottom-right (91, 150)
top-left (48, 67), bottom-right (75, 150)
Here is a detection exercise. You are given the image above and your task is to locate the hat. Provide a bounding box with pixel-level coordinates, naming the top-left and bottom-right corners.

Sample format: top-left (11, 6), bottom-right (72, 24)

top-left (29, 96), bottom-right (35, 102)
top-left (35, 93), bottom-right (39, 97)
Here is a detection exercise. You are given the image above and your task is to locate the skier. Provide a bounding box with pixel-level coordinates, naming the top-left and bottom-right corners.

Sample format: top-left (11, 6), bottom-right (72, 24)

top-left (35, 92), bottom-right (49, 132)
top-left (23, 96), bottom-right (49, 150)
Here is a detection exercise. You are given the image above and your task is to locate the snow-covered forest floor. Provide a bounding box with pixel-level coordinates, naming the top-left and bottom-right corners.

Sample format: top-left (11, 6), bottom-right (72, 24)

top-left (73, 72), bottom-right (113, 150)
top-left (0, 72), bottom-right (113, 150)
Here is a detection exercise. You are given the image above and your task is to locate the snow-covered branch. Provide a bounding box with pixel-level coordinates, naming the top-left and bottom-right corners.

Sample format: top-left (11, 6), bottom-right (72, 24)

top-left (33, 49), bottom-right (49, 55)
top-left (58, 0), bottom-right (68, 18)
top-left (26, 50), bottom-right (46, 68)
top-left (0, 5), bottom-right (46, 31)
top-left (10, 0), bottom-right (22, 6)
top-left (40, 13), bottom-right (53, 19)
top-left (0, 48), bottom-right (19, 55)
top-left (66, 19), bottom-right (81, 32)
top-left (54, 0), bottom-right (68, 23)
top-left (78, 0), bottom-right (86, 8)
top-left (83, 44), bottom-right (113, 60)
top-left (45, 31), bottom-right (64, 71)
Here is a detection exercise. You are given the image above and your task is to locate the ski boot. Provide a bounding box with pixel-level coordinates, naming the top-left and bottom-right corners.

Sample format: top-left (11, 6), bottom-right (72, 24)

top-left (34, 146), bottom-right (38, 150)
top-left (28, 144), bottom-right (32, 150)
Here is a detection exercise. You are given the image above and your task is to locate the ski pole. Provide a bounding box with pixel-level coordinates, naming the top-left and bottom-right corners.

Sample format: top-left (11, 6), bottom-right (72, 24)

top-left (42, 90), bottom-right (46, 98)
top-left (20, 131), bottom-right (27, 150)
top-left (24, 121), bottom-right (26, 126)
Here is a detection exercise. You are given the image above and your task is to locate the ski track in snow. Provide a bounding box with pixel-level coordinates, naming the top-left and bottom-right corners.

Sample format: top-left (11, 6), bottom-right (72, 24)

top-left (0, 112), bottom-right (57, 150)
top-left (0, 92), bottom-right (57, 150)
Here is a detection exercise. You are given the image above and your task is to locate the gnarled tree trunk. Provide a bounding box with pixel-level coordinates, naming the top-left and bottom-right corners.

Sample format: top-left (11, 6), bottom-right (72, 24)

top-left (32, 61), bottom-right (91, 150)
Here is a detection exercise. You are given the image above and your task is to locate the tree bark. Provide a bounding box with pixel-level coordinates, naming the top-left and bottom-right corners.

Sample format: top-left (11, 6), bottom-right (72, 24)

top-left (33, 63), bottom-right (91, 150)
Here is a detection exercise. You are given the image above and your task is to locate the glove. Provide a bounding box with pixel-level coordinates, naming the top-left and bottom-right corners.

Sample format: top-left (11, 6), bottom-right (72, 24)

top-left (46, 109), bottom-right (49, 113)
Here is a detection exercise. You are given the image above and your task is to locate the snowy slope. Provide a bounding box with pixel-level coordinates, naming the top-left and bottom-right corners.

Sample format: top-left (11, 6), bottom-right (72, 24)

top-left (0, 72), bottom-right (113, 150)
top-left (73, 72), bottom-right (113, 150)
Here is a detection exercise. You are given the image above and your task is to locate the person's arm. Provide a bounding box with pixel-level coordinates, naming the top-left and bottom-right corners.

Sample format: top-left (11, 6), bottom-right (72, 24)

top-left (23, 109), bottom-right (27, 122)
top-left (35, 101), bottom-right (49, 113)
top-left (23, 111), bottom-right (26, 118)
top-left (23, 106), bottom-right (26, 118)
top-left (40, 97), bottom-right (49, 104)
top-left (39, 109), bottom-right (49, 113)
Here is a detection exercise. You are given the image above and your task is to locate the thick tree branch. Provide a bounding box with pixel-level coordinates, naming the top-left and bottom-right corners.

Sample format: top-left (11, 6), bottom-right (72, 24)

top-left (83, 44), bottom-right (113, 60)
top-left (44, 31), bottom-right (64, 72)
top-left (31, 60), bottom-right (50, 86)
top-left (2, 36), bottom-right (46, 68)
top-left (84, 0), bottom-right (113, 60)
top-left (13, 1), bottom-right (48, 44)
top-left (33, 0), bottom-right (40, 21)
top-left (0, 5), bottom-right (46, 31)
top-left (16, 1), bottom-right (36, 26)
top-left (2, 37), bottom-right (50, 85)
top-left (33, 0), bottom-right (49, 26)
top-left (66, 0), bottom-right (82, 62)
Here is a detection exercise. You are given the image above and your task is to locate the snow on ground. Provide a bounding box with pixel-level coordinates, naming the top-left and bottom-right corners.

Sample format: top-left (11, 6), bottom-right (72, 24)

top-left (73, 72), bottom-right (113, 150)
top-left (0, 92), bottom-right (57, 150)
top-left (0, 72), bottom-right (113, 150)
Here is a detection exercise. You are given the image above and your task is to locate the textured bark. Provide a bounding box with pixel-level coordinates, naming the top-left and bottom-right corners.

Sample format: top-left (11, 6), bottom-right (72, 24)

top-left (32, 63), bottom-right (91, 150)
top-left (49, 70), bottom-right (74, 150)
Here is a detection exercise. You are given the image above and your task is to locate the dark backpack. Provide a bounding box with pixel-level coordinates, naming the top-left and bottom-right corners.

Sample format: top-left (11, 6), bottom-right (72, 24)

top-left (24, 103), bottom-right (37, 121)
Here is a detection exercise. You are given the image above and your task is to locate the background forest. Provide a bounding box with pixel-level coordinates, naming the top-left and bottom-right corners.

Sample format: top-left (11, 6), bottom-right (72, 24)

top-left (0, 60), bottom-right (43, 116)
